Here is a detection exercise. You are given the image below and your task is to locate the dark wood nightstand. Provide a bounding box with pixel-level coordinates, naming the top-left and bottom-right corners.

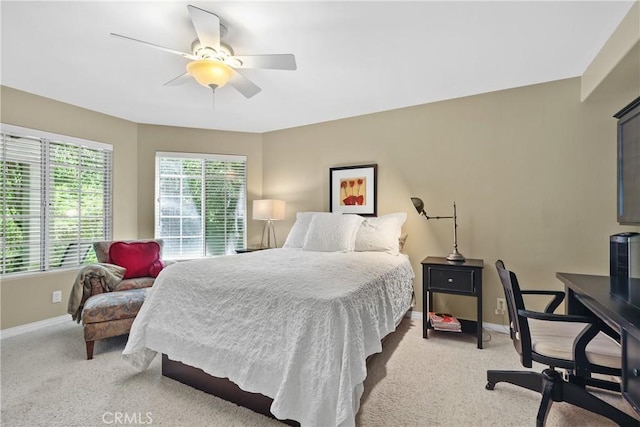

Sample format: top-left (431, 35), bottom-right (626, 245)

top-left (421, 256), bottom-right (484, 348)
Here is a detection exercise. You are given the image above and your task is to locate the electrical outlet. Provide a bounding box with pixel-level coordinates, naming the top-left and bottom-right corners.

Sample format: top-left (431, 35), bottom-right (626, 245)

top-left (52, 290), bottom-right (62, 303)
top-left (495, 297), bottom-right (506, 315)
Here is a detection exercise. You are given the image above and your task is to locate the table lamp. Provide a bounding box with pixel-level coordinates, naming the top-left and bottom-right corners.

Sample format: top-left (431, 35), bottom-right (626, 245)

top-left (411, 197), bottom-right (465, 262)
top-left (253, 199), bottom-right (286, 248)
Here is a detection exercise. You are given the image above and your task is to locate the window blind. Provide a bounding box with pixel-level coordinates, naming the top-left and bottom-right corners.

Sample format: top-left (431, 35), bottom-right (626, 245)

top-left (155, 152), bottom-right (246, 259)
top-left (1, 125), bottom-right (112, 275)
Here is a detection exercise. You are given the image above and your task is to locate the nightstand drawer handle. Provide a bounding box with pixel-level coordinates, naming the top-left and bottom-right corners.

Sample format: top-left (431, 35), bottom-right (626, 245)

top-left (633, 368), bottom-right (639, 377)
top-left (448, 278), bottom-right (454, 283)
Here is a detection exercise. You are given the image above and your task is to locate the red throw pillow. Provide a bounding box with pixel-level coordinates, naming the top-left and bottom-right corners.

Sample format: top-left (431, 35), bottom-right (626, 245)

top-left (148, 259), bottom-right (165, 278)
top-left (109, 241), bottom-right (162, 279)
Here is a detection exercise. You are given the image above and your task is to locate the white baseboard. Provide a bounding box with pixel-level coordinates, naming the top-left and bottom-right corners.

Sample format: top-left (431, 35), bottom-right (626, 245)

top-left (483, 322), bottom-right (510, 334)
top-left (2, 311), bottom-right (506, 340)
top-left (408, 310), bottom-right (422, 320)
top-left (1, 315), bottom-right (70, 340)
top-left (406, 310), bottom-right (509, 335)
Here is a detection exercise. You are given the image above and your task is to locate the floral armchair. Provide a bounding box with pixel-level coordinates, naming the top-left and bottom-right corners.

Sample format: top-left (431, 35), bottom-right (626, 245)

top-left (68, 239), bottom-right (170, 359)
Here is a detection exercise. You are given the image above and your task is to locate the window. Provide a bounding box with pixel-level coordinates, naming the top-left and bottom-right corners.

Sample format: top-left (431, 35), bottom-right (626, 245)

top-left (1, 125), bottom-right (113, 275)
top-left (155, 152), bottom-right (246, 259)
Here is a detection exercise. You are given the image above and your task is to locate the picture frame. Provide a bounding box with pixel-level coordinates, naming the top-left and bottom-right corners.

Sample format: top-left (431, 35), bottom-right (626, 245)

top-left (329, 164), bottom-right (377, 216)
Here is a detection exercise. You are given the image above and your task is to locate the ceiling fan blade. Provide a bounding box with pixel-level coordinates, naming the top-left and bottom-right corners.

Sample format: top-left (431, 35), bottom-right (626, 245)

top-left (232, 54), bottom-right (297, 70)
top-left (187, 5), bottom-right (220, 50)
top-left (111, 33), bottom-right (196, 60)
top-left (228, 69), bottom-right (262, 99)
top-left (164, 72), bottom-right (192, 86)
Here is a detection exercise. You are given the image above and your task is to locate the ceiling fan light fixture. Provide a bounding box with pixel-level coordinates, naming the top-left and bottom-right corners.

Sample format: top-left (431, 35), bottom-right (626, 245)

top-left (225, 57), bottom-right (243, 68)
top-left (186, 59), bottom-right (233, 88)
top-left (112, 4), bottom-right (295, 101)
top-left (191, 40), bottom-right (234, 60)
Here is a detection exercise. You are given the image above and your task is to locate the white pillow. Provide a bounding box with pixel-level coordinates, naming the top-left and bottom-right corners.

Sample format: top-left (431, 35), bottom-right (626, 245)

top-left (283, 212), bottom-right (341, 248)
top-left (302, 214), bottom-right (365, 252)
top-left (354, 212), bottom-right (407, 255)
top-left (398, 233), bottom-right (409, 252)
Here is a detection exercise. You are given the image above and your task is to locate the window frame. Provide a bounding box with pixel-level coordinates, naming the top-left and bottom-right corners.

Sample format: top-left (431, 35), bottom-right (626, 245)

top-left (1, 124), bottom-right (113, 276)
top-left (154, 151), bottom-right (247, 259)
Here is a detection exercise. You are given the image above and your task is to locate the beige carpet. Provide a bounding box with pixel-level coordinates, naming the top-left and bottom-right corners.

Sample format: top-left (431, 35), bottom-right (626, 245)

top-left (1, 317), bottom-right (638, 426)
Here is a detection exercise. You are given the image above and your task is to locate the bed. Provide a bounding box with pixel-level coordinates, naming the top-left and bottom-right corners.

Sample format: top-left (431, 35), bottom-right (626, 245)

top-left (122, 213), bottom-right (414, 426)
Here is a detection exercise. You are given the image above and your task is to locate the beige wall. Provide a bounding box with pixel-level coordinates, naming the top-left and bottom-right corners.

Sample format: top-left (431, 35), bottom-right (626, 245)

top-left (263, 77), bottom-right (639, 324)
top-left (0, 87), bottom-right (139, 328)
top-left (136, 124), bottom-right (264, 243)
top-left (582, 1), bottom-right (639, 101)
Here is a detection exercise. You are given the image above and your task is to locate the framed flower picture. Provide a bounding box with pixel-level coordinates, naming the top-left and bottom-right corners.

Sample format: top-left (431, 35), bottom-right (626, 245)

top-left (329, 164), bottom-right (377, 216)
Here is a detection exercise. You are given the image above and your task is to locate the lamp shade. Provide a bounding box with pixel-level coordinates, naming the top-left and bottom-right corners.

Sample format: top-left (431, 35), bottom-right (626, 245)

top-left (411, 197), bottom-right (425, 215)
top-left (186, 59), bottom-right (233, 88)
top-left (253, 199), bottom-right (286, 221)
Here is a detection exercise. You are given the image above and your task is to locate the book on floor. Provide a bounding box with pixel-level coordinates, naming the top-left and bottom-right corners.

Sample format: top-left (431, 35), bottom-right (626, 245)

top-left (428, 312), bottom-right (462, 332)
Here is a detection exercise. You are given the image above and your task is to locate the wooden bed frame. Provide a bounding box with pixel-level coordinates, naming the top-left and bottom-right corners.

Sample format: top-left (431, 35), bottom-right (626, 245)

top-left (160, 313), bottom-right (409, 425)
top-left (161, 354), bottom-right (299, 425)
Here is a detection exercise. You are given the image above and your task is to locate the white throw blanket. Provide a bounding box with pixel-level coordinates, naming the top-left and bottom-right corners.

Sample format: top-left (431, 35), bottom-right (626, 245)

top-left (123, 249), bottom-right (414, 426)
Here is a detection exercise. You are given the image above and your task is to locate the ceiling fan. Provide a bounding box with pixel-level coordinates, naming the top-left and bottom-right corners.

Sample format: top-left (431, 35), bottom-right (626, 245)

top-left (111, 4), bottom-right (296, 105)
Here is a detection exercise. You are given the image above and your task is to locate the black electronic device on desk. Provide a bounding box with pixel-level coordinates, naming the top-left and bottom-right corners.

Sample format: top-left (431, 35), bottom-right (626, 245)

top-left (610, 232), bottom-right (640, 307)
top-left (611, 232), bottom-right (640, 280)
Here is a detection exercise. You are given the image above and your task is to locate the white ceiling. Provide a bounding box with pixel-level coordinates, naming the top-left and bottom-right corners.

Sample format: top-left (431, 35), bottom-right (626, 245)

top-left (1, 1), bottom-right (635, 133)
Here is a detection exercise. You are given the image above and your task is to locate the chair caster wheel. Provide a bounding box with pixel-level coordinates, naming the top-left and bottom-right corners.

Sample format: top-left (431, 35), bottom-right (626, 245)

top-left (486, 382), bottom-right (495, 390)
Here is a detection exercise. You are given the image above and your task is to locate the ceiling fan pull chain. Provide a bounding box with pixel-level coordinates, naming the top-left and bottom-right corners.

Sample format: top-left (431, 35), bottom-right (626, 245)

top-left (209, 84), bottom-right (217, 111)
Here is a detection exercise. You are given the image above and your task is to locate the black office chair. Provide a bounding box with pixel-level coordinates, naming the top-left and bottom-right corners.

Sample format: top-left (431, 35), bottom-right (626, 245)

top-left (486, 260), bottom-right (638, 427)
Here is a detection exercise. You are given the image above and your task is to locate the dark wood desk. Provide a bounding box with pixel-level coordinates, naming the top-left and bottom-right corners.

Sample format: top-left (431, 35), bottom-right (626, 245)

top-left (556, 272), bottom-right (640, 415)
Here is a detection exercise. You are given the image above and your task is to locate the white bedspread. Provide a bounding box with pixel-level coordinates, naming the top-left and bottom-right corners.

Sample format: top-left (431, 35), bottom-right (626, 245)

top-left (122, 248), bottom-right (414, 426)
